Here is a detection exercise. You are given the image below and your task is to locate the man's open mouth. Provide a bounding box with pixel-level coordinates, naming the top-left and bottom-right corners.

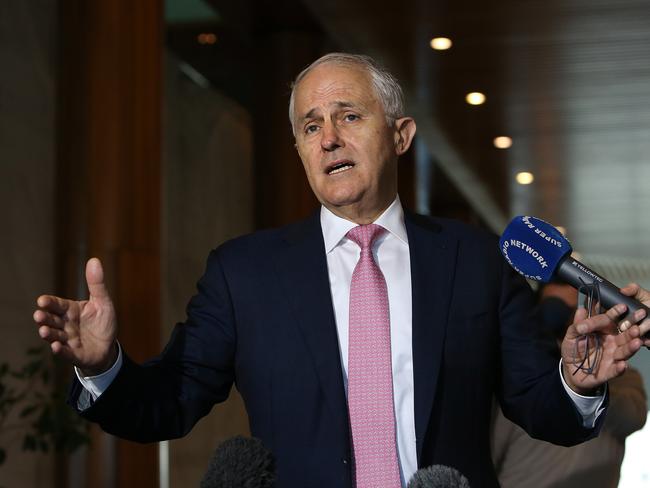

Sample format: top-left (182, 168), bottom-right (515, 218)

top-left (326, 160), bottom-right (355, 175)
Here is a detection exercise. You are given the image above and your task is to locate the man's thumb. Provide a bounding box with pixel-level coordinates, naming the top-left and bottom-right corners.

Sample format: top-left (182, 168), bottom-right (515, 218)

top-left (86, 257), bottom-right (109, 300)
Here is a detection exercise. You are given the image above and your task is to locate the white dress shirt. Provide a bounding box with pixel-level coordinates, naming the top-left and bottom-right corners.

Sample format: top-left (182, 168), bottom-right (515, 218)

top-left (77, 195), bottom-right (605, 487)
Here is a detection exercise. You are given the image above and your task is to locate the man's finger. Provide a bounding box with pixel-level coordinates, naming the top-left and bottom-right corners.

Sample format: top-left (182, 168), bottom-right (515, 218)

top-left (613, 336), bottom-right (642, 361)
top-left (619, 307), bottom-right (648, 333)
top-left (50, 343), bottom-right (80, 366)
top-left (638, 318), bottom-right (650, 338)
top-left (33, 309), bottom-right (65, 329)
top-left (38, 325), bottom-right (69, 344)
top-left (36, 295), bottom-right (70, 315)
top-left (50, 340), bottom-right (70, 356)
top-left (574, 304), bottom-right (626, 335)
top-left (86, 258), bottom-right (110, 300)
top-left (621, 282), bottom-right (650, 304)
top-left (620, 283), bottom-right (640, 297)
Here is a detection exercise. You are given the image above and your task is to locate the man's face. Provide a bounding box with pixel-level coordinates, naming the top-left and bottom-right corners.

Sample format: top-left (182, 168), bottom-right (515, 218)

top-left (292, 63), bottom-right (415, 222)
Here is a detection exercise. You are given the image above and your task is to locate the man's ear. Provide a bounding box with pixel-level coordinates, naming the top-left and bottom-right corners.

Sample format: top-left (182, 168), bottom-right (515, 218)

top-left (393, 117), bottom-right (416, 155)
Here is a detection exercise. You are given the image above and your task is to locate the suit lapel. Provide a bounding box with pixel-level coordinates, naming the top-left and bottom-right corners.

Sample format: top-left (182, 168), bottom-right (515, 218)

top-left (405, 211), bottom-right (458, 463)
top-left (272, 212), bottom-right (349, 435)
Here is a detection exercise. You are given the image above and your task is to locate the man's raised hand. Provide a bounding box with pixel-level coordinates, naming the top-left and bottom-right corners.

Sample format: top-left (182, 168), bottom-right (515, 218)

top-left (561, 303), bottom-right (646, 395)
top-left (33, 258), bottom-right (118, 376)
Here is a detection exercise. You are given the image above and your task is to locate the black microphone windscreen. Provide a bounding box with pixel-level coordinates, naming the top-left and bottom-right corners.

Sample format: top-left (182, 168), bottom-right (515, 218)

top-left (200, 435), bottom-right (275, 488)
top-left (407, 464), bottom-right (471, 488)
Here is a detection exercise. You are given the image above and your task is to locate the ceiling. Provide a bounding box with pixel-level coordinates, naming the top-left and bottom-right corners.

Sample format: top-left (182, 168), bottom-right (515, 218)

top-left (300, 0), bottom-right (650, 284)
top-left (166, 0), bottom-right (650, 285)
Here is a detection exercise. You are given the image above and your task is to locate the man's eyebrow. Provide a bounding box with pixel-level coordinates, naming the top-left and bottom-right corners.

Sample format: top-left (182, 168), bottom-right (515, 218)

top-left (302, 108), bottom-right (321, 122)
top-left (300, 101), bottom-right (359, 123)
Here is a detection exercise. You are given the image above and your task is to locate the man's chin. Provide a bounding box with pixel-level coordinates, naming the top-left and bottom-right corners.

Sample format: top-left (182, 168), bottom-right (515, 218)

top-left (321, 194), bottom-right (363, 210)
top-left (320, 194), bottom-right (392, 224)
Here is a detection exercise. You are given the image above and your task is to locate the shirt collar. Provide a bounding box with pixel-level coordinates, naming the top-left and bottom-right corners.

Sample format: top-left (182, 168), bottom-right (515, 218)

top-left (320, 196), bottom-right (408, 253)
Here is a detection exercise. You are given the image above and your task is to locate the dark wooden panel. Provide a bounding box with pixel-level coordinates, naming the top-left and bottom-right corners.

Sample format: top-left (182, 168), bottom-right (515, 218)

top-left (57, 0), bottom-right (163, 486)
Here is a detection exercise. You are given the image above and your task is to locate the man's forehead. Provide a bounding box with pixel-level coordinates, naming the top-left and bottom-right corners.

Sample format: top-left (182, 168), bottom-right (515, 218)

top-left (300, 101), bottom-right (358, 121)
top-left (294, 65), bottom-right (376, 116)
top-left (297, 63), bottom-right (372, 94)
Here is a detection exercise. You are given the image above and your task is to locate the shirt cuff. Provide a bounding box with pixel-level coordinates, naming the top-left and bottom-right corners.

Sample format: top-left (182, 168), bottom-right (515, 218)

top-left (74, 343), bottom-right (123, 401)
top-left (559, 359), bottom-right (607, 428)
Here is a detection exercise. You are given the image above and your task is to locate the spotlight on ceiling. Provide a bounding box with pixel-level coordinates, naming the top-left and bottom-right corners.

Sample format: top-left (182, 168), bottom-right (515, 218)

top-left (493, 136), bottom-right (512, 149)
top-left (430, 37), bottom-right (452, 50)
top-left (197, 33), bottom-right (217, 45)
top-left (515, 172), bottom-right (534, 185)
top-left (465, 92), bottom-right (486, 105)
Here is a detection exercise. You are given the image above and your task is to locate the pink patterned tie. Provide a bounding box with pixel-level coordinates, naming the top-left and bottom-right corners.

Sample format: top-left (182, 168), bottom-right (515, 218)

top-left (347, 224), bottom-right (401, 488)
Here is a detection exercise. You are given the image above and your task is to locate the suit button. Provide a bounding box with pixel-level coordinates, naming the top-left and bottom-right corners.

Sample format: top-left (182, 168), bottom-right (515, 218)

top-left (342, 459), bottom-right (349, 465)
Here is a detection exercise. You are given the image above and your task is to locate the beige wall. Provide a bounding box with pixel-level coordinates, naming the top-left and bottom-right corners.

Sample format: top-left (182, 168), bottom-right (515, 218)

top-left (0, 1), bottom-right (57, 486)
top-left (162, 55), bottom-right (253, 487)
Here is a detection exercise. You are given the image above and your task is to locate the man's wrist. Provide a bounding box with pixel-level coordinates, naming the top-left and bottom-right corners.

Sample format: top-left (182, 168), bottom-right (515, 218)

top-left (561, 360), bottom-right (603, 396)
top-left (79, 342), bottom-right (119, 377)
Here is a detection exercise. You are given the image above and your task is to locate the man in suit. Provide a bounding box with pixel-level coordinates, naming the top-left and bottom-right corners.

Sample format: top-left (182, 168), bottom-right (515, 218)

top-left (33, 53), bottom-right (650, 487)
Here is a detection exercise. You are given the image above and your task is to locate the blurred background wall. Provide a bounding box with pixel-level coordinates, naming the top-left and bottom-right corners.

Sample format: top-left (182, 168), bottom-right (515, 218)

top-left (0, 1), bottom-right (57, 486)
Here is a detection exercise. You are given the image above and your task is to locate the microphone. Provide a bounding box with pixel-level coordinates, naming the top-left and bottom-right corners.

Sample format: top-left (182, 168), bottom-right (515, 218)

top-left (499, 215), bottom-right (649, 323)
top-left (200, 435), bottom-right (275, 488)
top-left (407, 464), bottom-right (471, 488)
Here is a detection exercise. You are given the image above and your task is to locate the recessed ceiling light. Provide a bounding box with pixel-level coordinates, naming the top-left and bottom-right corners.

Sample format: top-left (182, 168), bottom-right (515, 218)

top-left (515, 172), bottom-right (534, 185)
top-left (493, 136), bottom-right (512, 149)
top-left (197, 33), bottom-right (218, 45)
top-left (430, 37), bottom-right (452, 50)
top-left (465, 92), bottom-right (486, 105)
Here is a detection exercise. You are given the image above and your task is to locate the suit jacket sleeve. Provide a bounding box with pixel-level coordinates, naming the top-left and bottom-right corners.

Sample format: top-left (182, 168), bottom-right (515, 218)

top-left (496, 257), bottom-right (608, 446)
top-left (67, 248), bottom-right (237, 443)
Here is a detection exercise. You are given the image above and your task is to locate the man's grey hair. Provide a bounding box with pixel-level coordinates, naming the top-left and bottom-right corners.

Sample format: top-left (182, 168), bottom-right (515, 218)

top-left (288, 53), bottom-right (405, 135)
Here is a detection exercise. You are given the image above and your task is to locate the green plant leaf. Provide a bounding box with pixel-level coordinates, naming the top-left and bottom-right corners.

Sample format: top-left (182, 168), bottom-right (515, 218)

top-left (22, 359), bottom-right (43, 378)
top-left (2, 345), bottom-right (91, 462)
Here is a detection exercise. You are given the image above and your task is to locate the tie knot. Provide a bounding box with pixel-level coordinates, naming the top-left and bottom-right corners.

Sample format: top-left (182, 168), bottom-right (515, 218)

top-left (346, 224), bottom-right (386, 250)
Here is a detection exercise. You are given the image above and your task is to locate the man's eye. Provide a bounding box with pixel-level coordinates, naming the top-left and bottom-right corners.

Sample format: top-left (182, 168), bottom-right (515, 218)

top-left (305, 124), bottom-right (319, 134)
top-left (344, 114), bottom-right (359, 122)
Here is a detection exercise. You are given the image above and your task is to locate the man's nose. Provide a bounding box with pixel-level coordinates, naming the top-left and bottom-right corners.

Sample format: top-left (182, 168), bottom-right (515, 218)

top-left (320, 123), bottom-right (344, 151)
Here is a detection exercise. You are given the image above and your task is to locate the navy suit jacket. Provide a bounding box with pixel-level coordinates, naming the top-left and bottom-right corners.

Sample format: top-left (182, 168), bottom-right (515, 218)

top-left (70, 210), bottom-right (603, 487)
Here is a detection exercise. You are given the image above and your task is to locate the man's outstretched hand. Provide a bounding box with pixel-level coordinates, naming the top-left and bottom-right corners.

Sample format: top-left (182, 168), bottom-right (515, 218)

top-left (561, 296), bottom-right (648, 396)
top-left (33, 258), bottom-right (118, 376)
